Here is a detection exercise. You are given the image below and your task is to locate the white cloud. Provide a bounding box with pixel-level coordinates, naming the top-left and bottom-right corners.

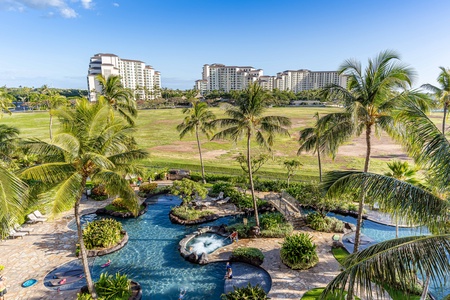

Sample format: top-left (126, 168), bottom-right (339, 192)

top-left (0, 0), bottom-right (93, 18)
top-left (80, 0), bottom-right (92, 9)
top-left (112, 2), bottom-right (119, 7)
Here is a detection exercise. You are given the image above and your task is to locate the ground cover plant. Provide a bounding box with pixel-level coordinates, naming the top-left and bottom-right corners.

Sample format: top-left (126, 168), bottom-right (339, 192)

top-left (221, 283), bottom-right (269, 300)
top-left (170, 206), bottom-right (214, 221)
top-left (77, 272), bottom-right (132, 300)
top-left (306, 212), bottom-right (344, 233)
top-left (230, 247), bottom-right (264, 266)
top-left (83, 219), bottom-right (124, 250)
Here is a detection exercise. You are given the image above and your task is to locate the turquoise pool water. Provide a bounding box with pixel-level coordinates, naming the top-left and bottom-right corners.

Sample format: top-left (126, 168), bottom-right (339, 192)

top-left (327, 212), bottom-right (449, 299)
top-left (68, 195), bottom-right (270, 299)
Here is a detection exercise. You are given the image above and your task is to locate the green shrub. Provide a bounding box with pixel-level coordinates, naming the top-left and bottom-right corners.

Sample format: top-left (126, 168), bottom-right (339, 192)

top-left (260, 212), bottom-right (285, 230)
top-left (95, 272), bottom-right (131, 300)
top-left (191, 172), bottom-right (235, 183)
top-left (90, 184), bottom-right (108, 201)
top-left (210, 181), bottom-right (266, 209)
top-left (221, 283), bottom-right (269, 300)
top-left (306, 212), bottom-right (345, 233)
top-left (259, 223), bottom-right (293, 238)
top-left (139, 182), bottom-right (158, 193)
top-left (83, 219), bottom-right (124, 250)
top-left (171, 206), bottom-right (214, 221)
top-left (76, 293), bottom-right (94, 300)
top-left (111, 198), bottom-right (127, 209)
top-left (253, 178), bottom-right (287, 192)
top-left (280, 233), bottom-right (318, 270)
top-left (231, 247), bottom-right (264, 265)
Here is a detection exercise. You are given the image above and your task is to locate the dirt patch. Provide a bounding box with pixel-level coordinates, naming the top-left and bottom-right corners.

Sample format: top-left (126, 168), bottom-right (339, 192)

top-left (150, 141), bottom-right (196, 153)
top-left (202, 149), bottom-right (228, 159)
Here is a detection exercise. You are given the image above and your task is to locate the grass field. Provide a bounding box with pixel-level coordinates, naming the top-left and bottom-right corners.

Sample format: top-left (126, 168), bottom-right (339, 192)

top-left (1, 107), bottom-right (445, 181)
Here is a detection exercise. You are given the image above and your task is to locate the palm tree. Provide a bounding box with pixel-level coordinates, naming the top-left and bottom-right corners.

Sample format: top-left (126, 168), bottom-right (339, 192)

top-left (20, 98), bottom-right (148, 298)
top-left (176, 101), bottom-right (216, 184)
top-left (212, 83), bottom-right (291, 228)
top-left (0, 166), bottom-right (28, 239)
top-left (96, 74), bottom-right (137, 125)
top-left (40, 86), bottom-right (68, 140)
top-left (384, 160), bottom-right (419, 238)
top-left (298, 112), bottom-right (353, 181)
top-left (0, 124), bottom-right (20, 167)
top-left (0, 87), bottom-right (14, 117)
top-left (321, 99), bottom-right (450, 299)
top-left (323, 50), bottom-right (416, 251)
top-left (422, 67), bottom-right (450, 133)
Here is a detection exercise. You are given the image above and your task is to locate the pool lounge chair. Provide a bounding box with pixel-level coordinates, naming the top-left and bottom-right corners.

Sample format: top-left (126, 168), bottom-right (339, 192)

top-left (27, 213), bottom-right (47, 224)
top-left (9, 228), bottom-right (28, 239)
top-left (14, 223), bottom-right (34, 233)
top-left (33, 210), bottom-right (48, 220)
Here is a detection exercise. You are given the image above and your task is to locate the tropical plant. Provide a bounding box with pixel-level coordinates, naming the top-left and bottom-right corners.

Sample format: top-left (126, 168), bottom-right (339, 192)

top-left (20, 98), bottom-right (147, 298)
top-left (320, 99), bottom-right (450, 300)
top-left (221, 283), bottom-right (269, 300)
top-left (95, 272), bottom-right (131, 300)
top-left (298, 112), bottom-right (353, 181)
top-left (170, 178), bottom-right (207, 206)
top-left (0, 165), bottom-right (28, 239)
top-left (170, 206), bottom-right (214, 221)
top-left (39, 85), bottom-right (68, 140)
top-left (82, 219), bottom-right (124, 250)
top-left (421, 67), bottom-right (450, 133)
top-left (306, 212), bottom-right (344, 233)
top-left (176, 101), bottom-right (216, 183)
top-left (0, 87), bottom-right (14, 117)
top-left (230, 247), bottom-right (265, 266)
top-left (0, 124), bottom-right (20, 167)
top-left (283, 159), bottom-right (302, 187)
top-left (384, 160), bottom-right (420, 237)
top-left (322, 50), bottom-right (420, 252)
top-left (281, 233), bottom-right (318, 270)
top-left (138, 182), bottom-right (158, 194)
top-left (212, 82), bottom-right (291, 228)
top-left (96, 74), bottom-right (137, 125)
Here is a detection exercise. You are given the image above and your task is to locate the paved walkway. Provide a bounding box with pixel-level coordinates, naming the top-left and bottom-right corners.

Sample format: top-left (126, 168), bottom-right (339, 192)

top-left (1, 197), bottom-right (111, 300)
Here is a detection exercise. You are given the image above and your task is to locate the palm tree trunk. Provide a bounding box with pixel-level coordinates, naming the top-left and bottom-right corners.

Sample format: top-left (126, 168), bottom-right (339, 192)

top-left (247, 132), bottom-right (259, 228)
top-left (49, 114), bottom-right (53, 141)
top-left (354, 124), bottom-right (372, 253)
top-left (76, 178), bottom-right (97, 298)
top-left (317, 148), bottom-right (322, 182)
top-left (195, 125), bottom-right (206, 184)
top-left (442, 102), bottom-right (448, 134)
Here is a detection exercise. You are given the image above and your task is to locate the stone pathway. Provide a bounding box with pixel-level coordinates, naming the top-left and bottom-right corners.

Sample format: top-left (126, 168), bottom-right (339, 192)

top-left (209, 227), bottom-right (341, 300)
top-left (0, 197), bottom-right (112, 300)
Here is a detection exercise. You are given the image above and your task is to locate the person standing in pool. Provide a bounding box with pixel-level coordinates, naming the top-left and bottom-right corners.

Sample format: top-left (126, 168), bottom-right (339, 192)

top-left (179, 288), bottom-right (187, 299)
top-left (224, 267), bottom-right (233, 280)
top-left (0, 276), bottom-right (7, 300)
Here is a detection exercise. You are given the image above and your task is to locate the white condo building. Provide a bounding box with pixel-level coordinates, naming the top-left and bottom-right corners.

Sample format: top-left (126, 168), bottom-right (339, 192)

top-left (195, 64), bottom-right (347, 94)
top-left (87, 53), bottom-right (161, 102)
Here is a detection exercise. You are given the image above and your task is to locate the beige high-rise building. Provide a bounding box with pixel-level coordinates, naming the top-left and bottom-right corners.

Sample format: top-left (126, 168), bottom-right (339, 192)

top-left (195, 64), bottom-right (347, 94)
top-left (87, 53), bottom-right (161, 101)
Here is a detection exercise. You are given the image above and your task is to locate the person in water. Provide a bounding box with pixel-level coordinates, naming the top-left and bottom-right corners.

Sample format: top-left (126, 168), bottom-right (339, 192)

top-left (224, 267), bottom-right (233, 280)
top-left (226, 262), bottom-right (231, 270)
top-left (179, 288), bottom-right (187, 299)
top-left (101, 259), bottom-right (111, 267)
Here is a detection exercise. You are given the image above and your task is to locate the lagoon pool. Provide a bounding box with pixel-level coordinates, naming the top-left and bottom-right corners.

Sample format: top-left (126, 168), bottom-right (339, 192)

top-left (67, 194), bottom-right (270, 299)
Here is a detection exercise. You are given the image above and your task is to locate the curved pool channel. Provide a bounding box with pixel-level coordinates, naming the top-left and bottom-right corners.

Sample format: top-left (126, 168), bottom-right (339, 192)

top-left (65, 194), bottom-right (270, 299)
top-left (328, 212), bottom-right (449, 300)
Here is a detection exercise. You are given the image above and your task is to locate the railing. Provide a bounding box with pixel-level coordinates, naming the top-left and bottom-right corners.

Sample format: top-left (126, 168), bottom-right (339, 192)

top-left (265, 192), bottom-right (303, 219)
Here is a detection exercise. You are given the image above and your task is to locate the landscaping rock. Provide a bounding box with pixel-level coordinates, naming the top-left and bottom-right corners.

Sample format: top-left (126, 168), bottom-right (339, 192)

top-left (198, 252), bottom-right (209, 265)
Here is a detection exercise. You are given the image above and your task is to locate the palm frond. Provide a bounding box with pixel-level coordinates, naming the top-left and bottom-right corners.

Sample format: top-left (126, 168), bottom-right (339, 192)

top-left (21, 162), bottom-right (76, 185)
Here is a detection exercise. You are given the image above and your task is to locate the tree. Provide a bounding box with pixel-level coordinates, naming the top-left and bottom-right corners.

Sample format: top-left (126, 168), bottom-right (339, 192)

top-left (212, 83), bottom-right (291, 228)
top-left (176, 101), bottom-right (216, 184)
top-left (20, 98), bottom-right (148, 298)
top-left (321, 99), bottom-right (450, 299)
top-left (0, 166), bottom-right (28, 239)
top-left (421, 67), bottom-right (450, 133)
top-left (298, 112), bottom-right (353, 181)
top-left (170, 178), bottom-right (207, 206)
top-left (0, 124), bottom-right (20, 168)
top-left (323, 50), bottom-right (417, 252)
top-left (384, 160), bottom-right (419, 238)
top-left (283, 159), bottom-right (302, 187)
top-left (39, 86), bottom-right (68, 140)
top-left (0, 87), bottom-right (14, 117)
top-left (96, 74), bottom-right (137, 125)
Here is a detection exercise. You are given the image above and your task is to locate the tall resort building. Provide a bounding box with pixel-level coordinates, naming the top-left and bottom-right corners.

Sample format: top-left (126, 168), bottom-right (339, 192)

top-left (87, 53), bottom-right (161, 102)
top-left (195, 64), bottom-right (347, 94)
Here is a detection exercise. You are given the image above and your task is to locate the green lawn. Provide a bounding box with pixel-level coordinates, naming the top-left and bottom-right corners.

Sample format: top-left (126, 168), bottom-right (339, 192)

top-left (301, 287), bottom-right (360, 300)
top-left (331, 247), bottom-right (349, 265)
top-left (1, 107), bottom-right (445, 181)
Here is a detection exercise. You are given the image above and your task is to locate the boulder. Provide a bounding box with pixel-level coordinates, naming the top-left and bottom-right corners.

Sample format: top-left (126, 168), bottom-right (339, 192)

top-left (198, 252), bottom-right (209, 265)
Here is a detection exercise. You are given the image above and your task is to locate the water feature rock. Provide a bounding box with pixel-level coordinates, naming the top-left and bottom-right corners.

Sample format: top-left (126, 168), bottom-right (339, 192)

top-left (198, 252), bottom-right (209, 265)
top-left (186, 252), bottom-right (198, 263)
top-left (249, 226), bottom-right (260, 237)
top-left (344, 222), bottom-right (356, 233)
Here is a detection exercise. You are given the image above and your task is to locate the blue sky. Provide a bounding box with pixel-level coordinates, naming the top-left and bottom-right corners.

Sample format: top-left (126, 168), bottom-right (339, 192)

top-left (0, 0), bottom-right (449, 90)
